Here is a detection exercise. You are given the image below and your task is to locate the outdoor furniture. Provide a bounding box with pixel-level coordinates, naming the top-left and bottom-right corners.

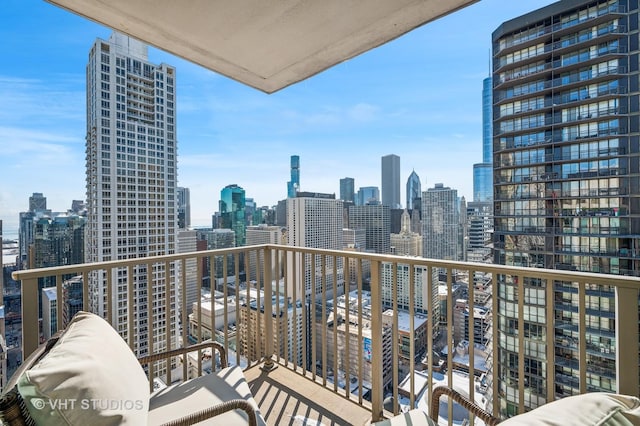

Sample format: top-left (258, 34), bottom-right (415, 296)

top-left (377, 385), bottom-right (640, 426)
top-left (0, 311), bottom-right (265, 425)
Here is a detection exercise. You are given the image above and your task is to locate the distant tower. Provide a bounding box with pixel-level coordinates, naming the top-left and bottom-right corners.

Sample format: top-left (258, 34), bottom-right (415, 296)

top-left (472, 77), bottom-right (493, 202)
top-left (29, 193), bottom-right (47, 212)
top-left (422, 183), bottom-right (460, 261)
top-left (177, 187), bottom-right (191, 229)
top-left (356, 186), bottom-right (380, 206)
top-left (348, 204), bottom-right (391, 254)
top-left (287, 155), bottom-right (300, 198)
top-left (406, 170), bottom-right (421, 210)
top-left (381, 154), bottom-right (401, 208)
top-left (339, 177), bottom-right (355, 203)
top-left (287, 193), bottom-right (344, 300)
top-left (219, 184), bottom-right (246, 246)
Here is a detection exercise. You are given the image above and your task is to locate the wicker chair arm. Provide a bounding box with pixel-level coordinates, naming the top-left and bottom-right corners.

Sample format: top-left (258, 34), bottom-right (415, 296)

top-left (158, 398), bottom-right (258, 426)
top-left (138, 341), bottom-right (227, 369)
top-left (430, 386), bottom-right (500, 426)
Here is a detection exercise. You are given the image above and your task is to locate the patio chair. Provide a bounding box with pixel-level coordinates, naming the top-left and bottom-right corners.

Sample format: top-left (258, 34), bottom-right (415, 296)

top-left (0, 311), bottom-right (266, 425)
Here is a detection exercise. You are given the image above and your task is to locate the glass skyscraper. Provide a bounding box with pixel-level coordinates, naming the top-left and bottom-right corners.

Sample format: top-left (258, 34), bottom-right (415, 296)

top-left (220, 184), bottom-right (247, 246)
top-left (340, 177), bottom-right (355, 203)
top-left (406, 170), bottom-right (421, 210)
top-left (287, 155), bottom-right (300, 198)
top-left (381, 154), bottom-right (401, 208)
top-left (493, 0), bottom-right (638, 416)
top-left (473, 77), bottom-right (493, 202)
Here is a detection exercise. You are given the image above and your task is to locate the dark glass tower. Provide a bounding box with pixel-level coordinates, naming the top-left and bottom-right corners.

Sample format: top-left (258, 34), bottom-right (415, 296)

top-left (493, 0), bottom-right (639, 416)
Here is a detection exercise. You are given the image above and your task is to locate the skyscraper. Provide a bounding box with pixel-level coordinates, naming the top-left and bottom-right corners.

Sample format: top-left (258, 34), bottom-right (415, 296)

top-left (287, 155), bottom-right (300, 198)
top-left (347, 204), bottom-right (391, 254)
top-left (492, 0), bottom-right (638, 415)
top-left (356, 186), bottom-right (380, 206)
top-left (177, 186), bottom-right (191, 229)
top-left (473, 77), bottom-right (493, 203)
top-left (339, 177), bottom-right (355, 203)
top-left (18, 193), bottom-right (51, 269)
top-left (381, 154), bottom-right (401, 208)
top-left (422, 184), bottom-right (460, 261)
top-left (219, 184), bottom-right (246, 247)
top-left (85, 32), bottom-right (178, 361)
top-left (287, 193), bottom-right (344, 300)
top-left (406, 170), bottom-right (421, 210)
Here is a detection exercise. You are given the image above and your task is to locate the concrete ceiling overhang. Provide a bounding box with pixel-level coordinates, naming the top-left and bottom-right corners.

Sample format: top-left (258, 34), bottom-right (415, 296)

top-left (46, 0), bottom-right (478, 93)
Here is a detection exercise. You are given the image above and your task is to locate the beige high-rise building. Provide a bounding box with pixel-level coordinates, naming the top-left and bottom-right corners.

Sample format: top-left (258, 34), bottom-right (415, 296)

top-left (85, 32), bottom-right (178, 367)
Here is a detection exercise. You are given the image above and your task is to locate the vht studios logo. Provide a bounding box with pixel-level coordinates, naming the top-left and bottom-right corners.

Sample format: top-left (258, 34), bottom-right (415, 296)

top-left (30, 398), bottom-right (144, 411)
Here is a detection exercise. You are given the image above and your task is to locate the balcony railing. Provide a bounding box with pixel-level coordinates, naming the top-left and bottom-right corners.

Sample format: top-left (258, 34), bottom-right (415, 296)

top-left (11, 244), bottom-right (640, 423)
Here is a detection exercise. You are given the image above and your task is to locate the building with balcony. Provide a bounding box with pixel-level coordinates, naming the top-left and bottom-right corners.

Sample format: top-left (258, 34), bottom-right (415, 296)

top-left (85, 32), bottom-right (178, 363)
top-left (492, 0), bottom-right (639, 416)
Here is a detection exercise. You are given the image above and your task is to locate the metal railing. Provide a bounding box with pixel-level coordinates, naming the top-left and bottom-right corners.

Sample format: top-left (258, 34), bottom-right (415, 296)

top-left (11, 244), bottom-right (640, 423)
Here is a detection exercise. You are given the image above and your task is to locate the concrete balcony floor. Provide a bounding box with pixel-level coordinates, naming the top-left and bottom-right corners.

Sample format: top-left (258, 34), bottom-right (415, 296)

top-left (244, 363), bottom-right (373, 425)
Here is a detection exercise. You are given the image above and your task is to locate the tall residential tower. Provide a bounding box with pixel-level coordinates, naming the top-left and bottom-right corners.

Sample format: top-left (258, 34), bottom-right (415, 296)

top-left (85, 32), bottom-right (178, 361)
top-left (492, 0), bottom-right (639, 416)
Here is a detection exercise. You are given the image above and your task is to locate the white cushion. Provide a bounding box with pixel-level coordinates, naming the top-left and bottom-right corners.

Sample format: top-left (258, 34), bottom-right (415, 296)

top-left (17, 311), bottom-right (149, 425)
top-left (500, 393), bottom-right (640, 426)
top-left (148, 366), bottom-right (266, 426)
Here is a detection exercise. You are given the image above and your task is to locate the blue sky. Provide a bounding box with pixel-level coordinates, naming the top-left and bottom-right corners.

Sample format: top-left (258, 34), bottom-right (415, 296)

top-left (0, 0), bottom-right (556, 237)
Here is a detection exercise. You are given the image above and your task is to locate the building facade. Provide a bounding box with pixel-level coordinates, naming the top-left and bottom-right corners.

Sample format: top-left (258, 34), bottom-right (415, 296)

top-left (287, 155), bottom-right (300, 198)
top-left (381, 154), bottom-right (401, 208)
top-left (348, 204), bottom-right (391, 254)
top-left (356, 186), bottom-right (380, 206)
top-left (422, 184), bottom-right (460, 261)
top-left (219, 184), bottom-right (246, 247)
top-left (177, 186), bottom-right (191, 229)
top-left (85, 32), bottom-right (178, 362)
top-left (340, 177), bottom-right (355, 203)
top-left (406, 170), bottom-right (422, 210)
top-left (492, 0), bottom-right (639, 416)
top-left (473, 77), bottom-right (494, 203)
top-left (287, 193), bottom-right (344, 300)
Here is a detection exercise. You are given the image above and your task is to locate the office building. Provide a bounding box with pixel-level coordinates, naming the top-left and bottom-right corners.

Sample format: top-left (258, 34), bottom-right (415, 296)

top-left (406, 170), bottom-right (422, 210)
top-left (177, 187), bottom-right (191, 229)
top-left (287, 155), bottom-right (300, 198)
top-left (391, 210), bottom-right (422, 257)
top-left (62, 276), bottom-right (83, 328)
top-left (18, 193), bottom-right (51, 269)
top-left (348, 204), bottom-right (391, 254)
top-left (473, 77), bottom-right (494, 203)
top-left (381, 154), bottom-right (401, 208)
top-left (85, 32), bottom-right (178, 362)
top-left (422, 184), bottom-right (460, 261)
top-left (492, 0), bottom-right (638, 415)
top-left (219, 184), bottom-right (246, 246)
top-left (246, 224), bottom-right (283, 283)
top-left (466, 201), bottom-right (493, 264)
top-left (340, 177), bottom-right (355, 203)
top-left (356, 186), bottom-right (380, 206)
top-left (286, 193), bottom-right (344, 300)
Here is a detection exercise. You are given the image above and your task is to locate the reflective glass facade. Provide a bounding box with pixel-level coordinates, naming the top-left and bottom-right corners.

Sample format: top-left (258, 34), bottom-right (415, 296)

top-left (493, 0), bottom-right (639, 416)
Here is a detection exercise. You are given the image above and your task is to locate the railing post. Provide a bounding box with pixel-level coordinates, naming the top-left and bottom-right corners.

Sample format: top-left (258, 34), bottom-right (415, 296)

top-left (370, 259), bottom-right (383, 422)
top-left (615, 286), bottom-right (638, 395)
top-left (262, 246), bottom-right (276, 371)
top-left (21, 277), bottom-right (39, 360)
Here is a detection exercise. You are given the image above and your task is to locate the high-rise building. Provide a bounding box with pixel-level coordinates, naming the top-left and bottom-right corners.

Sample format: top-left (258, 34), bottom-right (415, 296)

top-left (466, 201), bottom-right (493, 264)
top-left (177, 187), bottom-right (191, 229)
top-left (406, 170), bottom-right (422, 210)
top-left (287, 155), bottom-right (300, 198)
top-left (356, 186), bottom-right (380, 206)
top-left (18, 193), bottom-right (51, 269)
top-left (177, 229), bottom-right (198, 316)
top-left (85, 32), bottom-right (178, 362)
top-left (286, 193), bottom-right (344, 300)
top-left (492, 0), bottom-right (638, 415)
top-left (381, 154), bottom-right (401, 208)
top-left (422, 184), bottom-right (460, 261)
top-left (473, 77), bottom-right (494, 203)
top-left (339, 177), bottom-right (355, 203)
top-left (219, 184), bottom-right (246, 246)
top-left (347, 204), bottom-right (391, 254)
top-left (246, 224), bottom-right (283, 282)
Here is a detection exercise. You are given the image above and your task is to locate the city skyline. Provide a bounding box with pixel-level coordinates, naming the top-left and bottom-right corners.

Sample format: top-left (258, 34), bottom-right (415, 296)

top-left (0, 0), bottom-right (555, 237)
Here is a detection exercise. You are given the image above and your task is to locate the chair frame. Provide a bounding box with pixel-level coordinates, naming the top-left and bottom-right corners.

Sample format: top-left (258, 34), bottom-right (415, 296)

top-left (429, 386), bottom-right (500, 426)
top-left (0, 337), bottom-right (260, 426)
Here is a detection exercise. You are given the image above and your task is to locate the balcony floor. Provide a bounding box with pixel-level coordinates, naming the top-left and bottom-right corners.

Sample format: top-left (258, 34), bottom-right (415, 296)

top-left (244, 364), bottom-right (373, 425)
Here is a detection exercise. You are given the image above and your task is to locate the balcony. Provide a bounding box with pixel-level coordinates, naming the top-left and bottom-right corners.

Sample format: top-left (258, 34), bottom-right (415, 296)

top-left (10, 244), bottom-right (640, 424)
